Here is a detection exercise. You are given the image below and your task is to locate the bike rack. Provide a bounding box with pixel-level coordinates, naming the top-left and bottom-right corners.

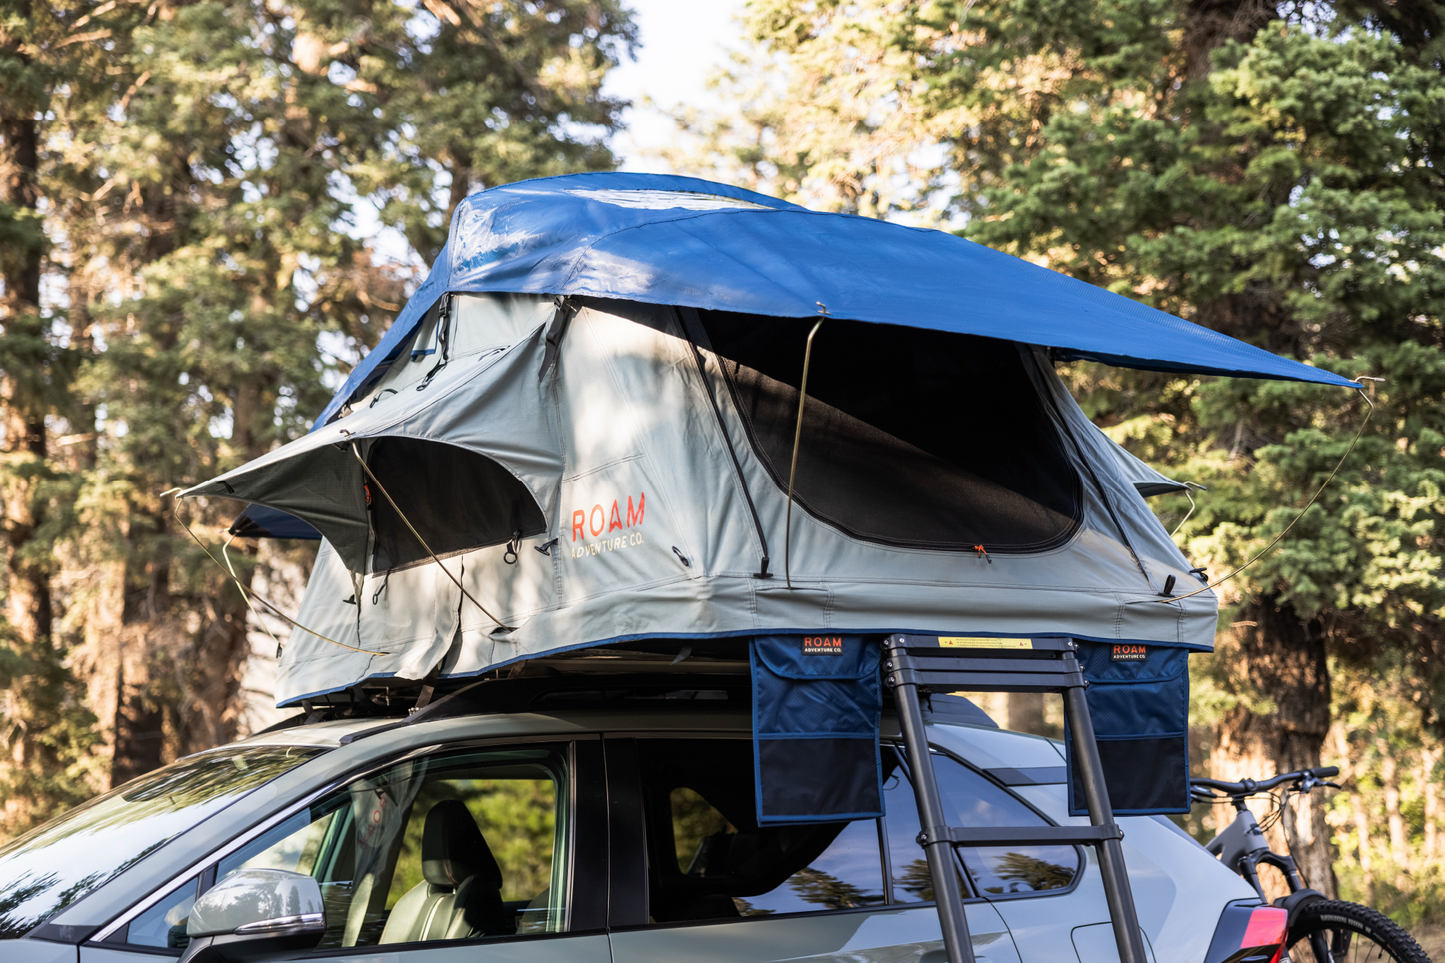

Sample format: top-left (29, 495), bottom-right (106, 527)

top-left (884, 634), bottom-right (1149, 963)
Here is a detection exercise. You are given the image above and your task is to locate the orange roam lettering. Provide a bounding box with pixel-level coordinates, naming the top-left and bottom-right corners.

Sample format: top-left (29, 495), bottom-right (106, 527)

top-left (572, 510), bottom-right (586, 542)
top-left (627, 492), bottom-right (645, 527)
top-left (608, 499), bottom-right (624, 533)
top-left (590, 505), bottom-right (605, 537)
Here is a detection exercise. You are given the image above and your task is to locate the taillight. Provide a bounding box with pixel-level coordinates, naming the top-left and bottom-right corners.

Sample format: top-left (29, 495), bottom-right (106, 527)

top-left (1204, 903), bottom-right (1289, 963)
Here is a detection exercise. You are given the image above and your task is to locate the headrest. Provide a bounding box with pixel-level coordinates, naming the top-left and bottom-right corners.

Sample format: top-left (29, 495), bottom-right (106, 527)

top-left (421, 799), bottom-right (504, 890)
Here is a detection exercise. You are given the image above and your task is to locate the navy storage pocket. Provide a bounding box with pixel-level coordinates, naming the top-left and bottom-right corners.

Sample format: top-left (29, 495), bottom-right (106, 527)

top-left (1066, 641), bottom-right (1192, 816)
top-left (750, 635), bottom-right (883, 824)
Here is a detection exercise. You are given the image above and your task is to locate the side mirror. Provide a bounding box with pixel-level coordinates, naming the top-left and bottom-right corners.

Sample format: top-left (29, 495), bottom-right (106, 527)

top-left (178, 869), bottom-right (326, 963)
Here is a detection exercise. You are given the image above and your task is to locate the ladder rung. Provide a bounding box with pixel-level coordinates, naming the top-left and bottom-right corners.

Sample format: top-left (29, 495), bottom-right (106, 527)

top-left (895, 656), bottom-right (1076, 674)
top-left (887, 667), bottom-right (1085, 692)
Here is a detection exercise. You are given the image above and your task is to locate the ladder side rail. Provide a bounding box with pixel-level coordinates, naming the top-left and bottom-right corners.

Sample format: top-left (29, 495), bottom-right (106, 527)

top-left (889, 639), bottom-right (978, 963)
top-left (1064, 676), bottom-right (1149, 963)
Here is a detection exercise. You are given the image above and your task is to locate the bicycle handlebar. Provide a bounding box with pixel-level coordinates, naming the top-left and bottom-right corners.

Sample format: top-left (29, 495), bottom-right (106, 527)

top-left (1191, 766), bottom-right (1340, 796)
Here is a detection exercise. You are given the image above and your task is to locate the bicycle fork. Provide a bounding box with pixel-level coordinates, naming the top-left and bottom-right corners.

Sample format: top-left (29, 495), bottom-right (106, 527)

top-left (1207, 802), bottom-right (1329, 962)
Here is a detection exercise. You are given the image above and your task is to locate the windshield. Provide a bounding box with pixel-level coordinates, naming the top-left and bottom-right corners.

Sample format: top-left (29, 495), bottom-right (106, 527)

top-left (0, 744), bottom-right (324, 939)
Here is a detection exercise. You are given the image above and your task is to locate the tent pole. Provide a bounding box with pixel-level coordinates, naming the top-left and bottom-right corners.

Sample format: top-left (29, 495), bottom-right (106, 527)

top-left (891, 651), bottom-right (977, 963)
top-left (784, 318), bottom-right (824, 590)
top-left (1065, 680), bottom-right (1148, 963)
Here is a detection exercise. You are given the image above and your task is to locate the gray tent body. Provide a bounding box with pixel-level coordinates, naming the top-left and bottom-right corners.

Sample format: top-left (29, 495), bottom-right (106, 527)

top-left (185, 293), bottom-right (1215, 706)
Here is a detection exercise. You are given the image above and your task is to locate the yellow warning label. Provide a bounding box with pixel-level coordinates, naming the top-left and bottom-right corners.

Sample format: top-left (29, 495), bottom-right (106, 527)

top-left (938, 637), bottom-right (1034, 649)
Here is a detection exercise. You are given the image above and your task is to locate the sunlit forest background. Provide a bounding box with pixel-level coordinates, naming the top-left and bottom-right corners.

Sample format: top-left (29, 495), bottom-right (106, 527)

top-left (2, 0), bottom-right (1444, 941)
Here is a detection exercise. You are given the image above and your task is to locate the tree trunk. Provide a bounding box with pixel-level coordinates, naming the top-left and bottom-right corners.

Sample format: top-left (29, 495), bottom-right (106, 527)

top-left (1007, 693), bottom-right (1046, 736)
top-left (1353, 793), bottom-right (1374, 902)
top-left (1182, 0), bottom-right (1277, 78)
top-left (1380, 744), bottom-right (1407, 864)
top-left (1211, 596), bottom-right (1337, 898)
top-left (1423, 746), bottom-right (1440, 860)
top-left (0, 112), bottom-right (53, 649)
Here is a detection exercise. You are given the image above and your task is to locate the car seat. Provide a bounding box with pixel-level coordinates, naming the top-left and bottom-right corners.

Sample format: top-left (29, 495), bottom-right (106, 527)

top-left (380, 799), bottom-right (514, 943)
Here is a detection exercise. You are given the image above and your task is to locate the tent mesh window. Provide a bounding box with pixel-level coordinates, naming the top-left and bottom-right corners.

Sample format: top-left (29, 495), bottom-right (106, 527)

top-left (699, 312), bottom-right (1083, 553)
top-left (366, 437), bottom-right (547, 573)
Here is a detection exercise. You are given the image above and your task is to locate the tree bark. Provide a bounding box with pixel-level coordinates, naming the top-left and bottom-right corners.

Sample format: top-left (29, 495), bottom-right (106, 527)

top-left (1210, 596), bottom-right (1337, 898)
top-left (1, 112), bottom-right (54, 648)
top-left (1182, 0), bottom-right (1277, 79)
top-left (1423, 746), bottom-right (1440, 859)
top-left (1380, 744), bottom-right (1407, 864)
top-left (1353, 794), bottom-right (1374, 902)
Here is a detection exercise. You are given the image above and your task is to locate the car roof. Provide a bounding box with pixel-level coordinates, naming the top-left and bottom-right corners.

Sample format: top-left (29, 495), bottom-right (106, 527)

top-left (229, 673), bottom-right (1008, 751)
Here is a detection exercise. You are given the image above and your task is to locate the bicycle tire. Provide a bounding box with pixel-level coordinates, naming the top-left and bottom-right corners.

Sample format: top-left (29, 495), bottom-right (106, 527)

top-left (1287, 900), bottom-right (1432, 963)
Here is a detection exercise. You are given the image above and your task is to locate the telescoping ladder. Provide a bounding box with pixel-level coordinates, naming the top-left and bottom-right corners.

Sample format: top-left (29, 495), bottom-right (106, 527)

top-left (883, 634), bottom-right (1148, 963)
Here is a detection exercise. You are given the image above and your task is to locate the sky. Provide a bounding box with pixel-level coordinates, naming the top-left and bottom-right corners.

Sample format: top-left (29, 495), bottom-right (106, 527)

top-left (601, 0), bottom-right (747, 172)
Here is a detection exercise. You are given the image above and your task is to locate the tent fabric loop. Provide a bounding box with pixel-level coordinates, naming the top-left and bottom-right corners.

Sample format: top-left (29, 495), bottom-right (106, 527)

top-left (538, 295), bottom-right (574, 382)
top-left (417, 294), bottom-right (455, 392)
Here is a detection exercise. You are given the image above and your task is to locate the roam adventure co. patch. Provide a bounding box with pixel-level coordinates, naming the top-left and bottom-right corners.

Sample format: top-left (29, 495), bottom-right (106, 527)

top-left (569, 492), bottom-right (645, 559)
top-left (802, 635), bottom-right (843, 656)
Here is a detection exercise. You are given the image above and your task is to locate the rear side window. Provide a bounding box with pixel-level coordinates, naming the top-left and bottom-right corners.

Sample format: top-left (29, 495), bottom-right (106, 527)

top-left (698, 311), bottom-right (1082, 553)
top-left (884, 747), bottom-right (1079, 896)
top-left (639, 740), bottom-right (886, 922)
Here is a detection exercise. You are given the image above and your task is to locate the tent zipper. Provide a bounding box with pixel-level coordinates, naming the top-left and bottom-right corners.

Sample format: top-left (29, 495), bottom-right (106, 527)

top-left (678, 307), bottom-right (773, 579)
top-left (538, 296), bottom-right (574, 381)
top-left (417, 294), bottom-right (454, 391)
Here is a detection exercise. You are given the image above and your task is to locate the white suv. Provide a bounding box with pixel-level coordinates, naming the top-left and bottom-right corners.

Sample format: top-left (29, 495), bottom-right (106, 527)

top-left (0, 682), bottom-right (1257, 963)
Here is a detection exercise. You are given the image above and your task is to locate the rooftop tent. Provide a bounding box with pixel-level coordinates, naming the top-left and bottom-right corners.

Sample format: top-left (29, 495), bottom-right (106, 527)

top-left (180, 173), bottom-right (1352, 713)
top-left (187, 290), bottom-right (1219, 698)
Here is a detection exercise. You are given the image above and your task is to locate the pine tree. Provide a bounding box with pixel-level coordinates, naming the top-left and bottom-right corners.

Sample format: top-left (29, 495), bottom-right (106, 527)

top-left (0, 0), bottom-right (634, 828)
top-left (686, 0), bottom-right (1445, 896)
top-left (0, 0), bottom-right (125, 834)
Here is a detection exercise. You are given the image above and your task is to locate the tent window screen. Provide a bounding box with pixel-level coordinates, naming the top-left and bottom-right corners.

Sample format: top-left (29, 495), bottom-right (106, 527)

top-left (366, 437), bottom-right (546, 573)
top-left (698, 311), bottom-right (1082, 553)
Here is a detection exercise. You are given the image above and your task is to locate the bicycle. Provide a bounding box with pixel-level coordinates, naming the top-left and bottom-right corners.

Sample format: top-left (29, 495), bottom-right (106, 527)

top-left (1192, 768), bottom-right (1432, 963)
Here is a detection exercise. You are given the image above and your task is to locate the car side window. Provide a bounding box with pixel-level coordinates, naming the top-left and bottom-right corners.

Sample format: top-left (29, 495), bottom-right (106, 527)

top-left (639, 739), bottom-right (886, 923)
top-left (213, 744), bottom-right (570, 950)
top-left (885, 747), bottom-right (1079, 897)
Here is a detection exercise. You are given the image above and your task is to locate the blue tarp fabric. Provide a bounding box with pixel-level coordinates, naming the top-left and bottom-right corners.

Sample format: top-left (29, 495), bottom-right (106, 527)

top-left (315, 172), bottom-right (1354, 428)
top-left (1066, 640), bottom-right (1193, 815)
top-left (751, 635), bottom-right (884, 824)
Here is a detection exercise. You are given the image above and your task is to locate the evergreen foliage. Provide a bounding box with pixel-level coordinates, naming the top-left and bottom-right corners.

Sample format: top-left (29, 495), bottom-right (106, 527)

top-left (0, 0), bottom-right (633, 835)
top-left (678, 0), bottom-right (1445, 918)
